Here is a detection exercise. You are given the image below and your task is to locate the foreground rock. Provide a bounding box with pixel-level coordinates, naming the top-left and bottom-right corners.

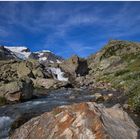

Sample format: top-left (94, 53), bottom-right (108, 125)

top-left (11, 102), bottom-right (139, 139)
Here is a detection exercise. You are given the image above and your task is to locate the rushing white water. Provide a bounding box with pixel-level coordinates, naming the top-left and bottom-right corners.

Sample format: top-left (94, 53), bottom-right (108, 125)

top-left (0, 116), bottom-right (13, 138)
top-left (49, 67), bottom-right (68, 81)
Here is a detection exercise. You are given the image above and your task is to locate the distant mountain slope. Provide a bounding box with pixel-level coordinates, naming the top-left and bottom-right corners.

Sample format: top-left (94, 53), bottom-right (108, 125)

top-left (29, 50), bottom-right (63, 64)
top-left (2, 46), bottom-right (63, 64)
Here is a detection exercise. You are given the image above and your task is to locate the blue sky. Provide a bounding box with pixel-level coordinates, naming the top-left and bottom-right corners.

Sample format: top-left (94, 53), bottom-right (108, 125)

top-left (0, 1), bottom-right (140, 58)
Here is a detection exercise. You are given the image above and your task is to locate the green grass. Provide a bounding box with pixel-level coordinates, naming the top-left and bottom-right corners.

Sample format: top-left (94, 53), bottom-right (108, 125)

top-left (114, 69), bottom-right (130, 76)
top-left (127, 81), bottom-right (140, 112)
top-left (122, 53), bottom-right (140, 62)
top-left (128, 59), bottom-right (140, 71)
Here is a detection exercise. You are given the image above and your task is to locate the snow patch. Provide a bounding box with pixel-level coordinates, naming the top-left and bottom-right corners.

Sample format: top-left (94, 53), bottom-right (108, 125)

top-left (38, 52), bottom-right (44, 57)
top-left (49, 67), bottom-right (68, 81)
top-left (56, 59), bottom-right (62, 63)
top-left (39, 57), bottom-right (47, 61)
top-left (50, 60), bottom-right (54, 63)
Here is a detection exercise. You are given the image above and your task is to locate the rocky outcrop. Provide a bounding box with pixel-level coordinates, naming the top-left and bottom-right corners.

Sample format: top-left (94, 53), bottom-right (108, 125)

top-left (0, 60), bottom-right (48, 103)
top-left (0, 60), bottom-right (47, 82)
top-left (32, 78), bottom-right (70, 90)
top-left (86, 40), bottom-right (140, 111)
top-left (10, 102), bottom-right (139, 139)
top-left (0, 78), bottom-right (33, 102)
top-left (17, 61), bottom-right (33, 78)
top-left (60, 55), bottom-right (88, 78)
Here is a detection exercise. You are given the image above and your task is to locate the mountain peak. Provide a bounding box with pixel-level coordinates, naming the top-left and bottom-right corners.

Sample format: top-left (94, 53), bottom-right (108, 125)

top-left (1, 46), bottom-right (63, 64)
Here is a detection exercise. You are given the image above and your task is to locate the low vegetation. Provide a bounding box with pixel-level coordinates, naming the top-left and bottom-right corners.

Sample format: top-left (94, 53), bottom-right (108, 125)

top-left (0, 96), bottom-right (6, 106)
top-left (127, 81), bottom-right (140, 112)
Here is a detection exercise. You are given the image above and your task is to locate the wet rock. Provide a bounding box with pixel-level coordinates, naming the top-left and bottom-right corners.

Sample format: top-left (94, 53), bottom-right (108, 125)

top-left (10, 102), bottom-right (139, 139)
top-left (94, 93), bottom-right (104, 101)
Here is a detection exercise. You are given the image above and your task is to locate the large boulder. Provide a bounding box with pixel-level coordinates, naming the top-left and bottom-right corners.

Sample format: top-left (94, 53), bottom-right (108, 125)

top-left (32, 78), bottom-right (70, 90)
top-left (32, 68), bottom-right (44, 78)
top-left (10, 102), bottom-right (139, 139)
top-left (60, 55), bottom-right (88, 77)
top-left (0, 60), bottom-right (19, 82)
top-left (17, 61), bottom-right (33, 78)
top-left (0, 78), bottom-right (33, 102)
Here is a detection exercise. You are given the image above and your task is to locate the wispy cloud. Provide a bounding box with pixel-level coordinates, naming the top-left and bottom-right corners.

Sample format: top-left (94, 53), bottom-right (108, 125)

top-left (0, 2), bottom-right (140, 58)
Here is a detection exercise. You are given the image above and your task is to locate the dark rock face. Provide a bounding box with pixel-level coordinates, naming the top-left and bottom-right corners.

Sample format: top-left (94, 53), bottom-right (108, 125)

top-left (10, 102), bottom-right (138, 139)
top-left (28, 53), bottom-right (39, 60)
top-left (60, 55), bottom-right (88, 77)
top-left (0, 46), bottom-right (16, 60)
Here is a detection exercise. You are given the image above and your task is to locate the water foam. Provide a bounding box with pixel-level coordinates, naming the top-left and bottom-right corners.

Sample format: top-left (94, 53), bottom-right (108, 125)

top-left (0, 116), bottom-right (13, 138)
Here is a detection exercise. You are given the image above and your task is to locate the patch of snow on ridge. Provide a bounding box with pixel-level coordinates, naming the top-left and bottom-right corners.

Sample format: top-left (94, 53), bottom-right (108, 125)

top-left (5, 46), bottom-right (31, 59)
top-left (0, 116), bottom-right (13, 138)
top-left (38, 52), bottom-right (44, 57)
top-left (35, 50), bottom-right (51, 53)
top-left (50, 60), bottom-right (54, 63)
top-left (39, 57), bottom-right (47, 61)
top-left (57, 59), bottom-right (62, 63)
top-left (49, 67), bottom-right (68, 81)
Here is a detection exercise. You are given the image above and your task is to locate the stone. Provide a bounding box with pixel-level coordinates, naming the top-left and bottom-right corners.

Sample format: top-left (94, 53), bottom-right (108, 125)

top-left (10, 102), bottom-right (139, 139)
top-left (60, 55), bottom-right (88, 77)
top-left (94, 93), bottom-right (102, 98)
top-left (32, 68), bottom-right (44, 78)
top-left (17, 61), bottom-right (33, 78)
top-left (0, 78), bottom-right (33, 102)
top-left (32, 78), bottom-right (69, 90)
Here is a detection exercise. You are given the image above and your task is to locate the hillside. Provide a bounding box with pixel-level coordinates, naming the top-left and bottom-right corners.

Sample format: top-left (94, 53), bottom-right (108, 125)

top-left (87, 40), bottom-right (140, 112)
